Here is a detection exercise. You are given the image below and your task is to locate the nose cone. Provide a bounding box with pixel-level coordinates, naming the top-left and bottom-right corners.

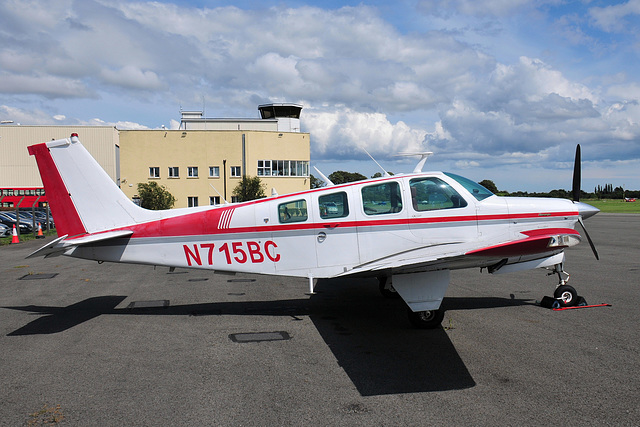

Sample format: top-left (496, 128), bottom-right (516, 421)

top-left (575, 201), bottom-right (599, 220)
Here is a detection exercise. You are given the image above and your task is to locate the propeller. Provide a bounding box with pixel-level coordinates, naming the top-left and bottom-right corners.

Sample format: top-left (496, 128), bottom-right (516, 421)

top-left (571, 144), bottom-right (600, 260)
top-left (572, 144), bottom-right (581, 202)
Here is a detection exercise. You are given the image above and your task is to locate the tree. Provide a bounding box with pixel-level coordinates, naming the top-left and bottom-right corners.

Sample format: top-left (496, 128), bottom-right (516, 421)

top-left (137, 181), bottom-right (176, 210)
top-left (479, 179), bottom-right (499, 194)
top-left (328, 170), bottom-right (367, 185)
top-left (309, 174), bottom-right (325, 189)
top-left (232, 175), bottom-right (266, 202)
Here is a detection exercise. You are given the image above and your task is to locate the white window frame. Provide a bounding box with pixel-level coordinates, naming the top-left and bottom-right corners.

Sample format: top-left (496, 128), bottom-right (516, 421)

top-left (209, 166), bottom-right (220, 178)
top-left (210, 196), bottom-right (220, 205)
top-left (149, 167), bottom-right (160, 178)
top-left (230, 166), bottom-right (241, 177)
top-left (168, 167), bottom-right (179, 178)
top-left (188, 196), bottom-right (198, 207)
top-left (188, 166), bottom-right (198, 178)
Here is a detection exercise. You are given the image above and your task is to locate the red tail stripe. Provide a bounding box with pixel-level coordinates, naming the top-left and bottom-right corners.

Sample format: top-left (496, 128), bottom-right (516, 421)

top-left (28, 143), bottom-right (86, 237)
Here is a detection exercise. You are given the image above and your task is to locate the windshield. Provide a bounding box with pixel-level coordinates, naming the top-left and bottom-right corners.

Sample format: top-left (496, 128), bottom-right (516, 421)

top-left (444, 172), bottom-right (494, 201)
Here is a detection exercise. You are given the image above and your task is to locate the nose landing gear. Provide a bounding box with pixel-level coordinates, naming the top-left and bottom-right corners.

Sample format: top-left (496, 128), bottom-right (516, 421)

top-left (549, 263), bottom-right (580, 308)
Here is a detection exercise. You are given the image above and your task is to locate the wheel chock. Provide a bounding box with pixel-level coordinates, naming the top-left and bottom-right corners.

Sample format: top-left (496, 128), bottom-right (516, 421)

top-left (538, 295), bottom-right (611, 311)
top-left (552, 303), bottom-right (611, 311)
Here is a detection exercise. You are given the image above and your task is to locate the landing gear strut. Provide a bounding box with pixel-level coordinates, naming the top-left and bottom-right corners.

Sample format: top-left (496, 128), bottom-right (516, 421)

top-left (377, 276), bottom-right (401, 299)
top-left (549, 263), bottom-right (579, 307)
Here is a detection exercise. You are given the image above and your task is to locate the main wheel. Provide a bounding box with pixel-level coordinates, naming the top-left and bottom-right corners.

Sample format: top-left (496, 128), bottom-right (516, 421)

top-left (554, 284), bottom-right (579, 307)
top-left (407, 308), bottom-right (445, 329)
top-left (378, 276), bottom-right (400, 299)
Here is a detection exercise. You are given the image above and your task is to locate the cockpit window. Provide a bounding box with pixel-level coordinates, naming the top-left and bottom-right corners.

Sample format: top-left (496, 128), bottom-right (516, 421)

top-left (410, 177), bottom-right (468, 211)
top-left (444, 173), bottom-right (494, 201)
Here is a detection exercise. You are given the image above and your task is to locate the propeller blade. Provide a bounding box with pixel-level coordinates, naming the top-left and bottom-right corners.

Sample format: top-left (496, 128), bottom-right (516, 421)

top-left (572, 144), bottom-right (581, 202)
top-left (578, 216), bottom-right (599, 260)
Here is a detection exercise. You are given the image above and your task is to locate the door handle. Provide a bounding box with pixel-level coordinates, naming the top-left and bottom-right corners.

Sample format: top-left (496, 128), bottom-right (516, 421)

top-left (317, 231), bottom-right (327, 243)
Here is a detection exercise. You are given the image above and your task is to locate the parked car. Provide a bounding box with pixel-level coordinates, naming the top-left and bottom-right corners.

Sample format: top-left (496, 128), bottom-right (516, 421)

top-left (0, 223), bottom-right (12, 238)
top-left (0, 212), bottom-right (33, 233)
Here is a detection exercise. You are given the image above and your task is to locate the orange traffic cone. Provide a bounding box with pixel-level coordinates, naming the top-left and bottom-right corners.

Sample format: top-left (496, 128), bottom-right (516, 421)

top-left (11, 224), bottom-right (20, 244)
top-left (36, 222), bottom-right (45, 239)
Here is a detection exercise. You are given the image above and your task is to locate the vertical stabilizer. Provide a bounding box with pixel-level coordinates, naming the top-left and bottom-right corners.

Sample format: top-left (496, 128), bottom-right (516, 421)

top-left (28, 134), bottom-right (157, 237)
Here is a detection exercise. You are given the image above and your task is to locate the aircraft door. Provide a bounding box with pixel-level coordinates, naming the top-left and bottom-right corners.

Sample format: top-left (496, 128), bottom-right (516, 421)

top-left (407, 177), bottom-right (478, 245)
top-left (313, 189), bottom-right (360, 270)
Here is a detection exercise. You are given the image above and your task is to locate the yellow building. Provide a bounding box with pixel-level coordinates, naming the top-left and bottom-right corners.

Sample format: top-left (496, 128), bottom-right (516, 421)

top-left (119, 128), bottom-right (310, 208)
top-left (1, 104), bottom-right (310, 209)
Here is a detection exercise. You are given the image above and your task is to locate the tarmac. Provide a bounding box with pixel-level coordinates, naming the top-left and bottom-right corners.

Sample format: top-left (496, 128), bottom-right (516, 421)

top-left (1, 213), bottom-right (638, 426)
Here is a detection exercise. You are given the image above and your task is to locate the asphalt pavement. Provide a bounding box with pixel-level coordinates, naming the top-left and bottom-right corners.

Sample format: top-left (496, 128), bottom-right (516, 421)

top-left (0, 213), bottom-right (638, 426)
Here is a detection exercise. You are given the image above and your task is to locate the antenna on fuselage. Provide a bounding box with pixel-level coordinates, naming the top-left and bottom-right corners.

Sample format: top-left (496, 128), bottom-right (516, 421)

top-left (209, 183), bottom-right (229, 204)
top-left (313, 166), bottom-right (334, 186)
top-left (396, 152), bottom-right (434, 173)
top-left (361, 147), bottom-right (390, 177)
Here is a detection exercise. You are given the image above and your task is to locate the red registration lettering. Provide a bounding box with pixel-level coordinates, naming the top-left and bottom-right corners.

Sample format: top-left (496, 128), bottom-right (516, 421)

top-left (247, 241), bottom-right (264, 263)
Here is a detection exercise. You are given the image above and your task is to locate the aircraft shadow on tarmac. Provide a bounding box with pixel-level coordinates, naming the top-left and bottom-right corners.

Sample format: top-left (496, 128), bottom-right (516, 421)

top-left (4, 278), bottom-right (534, 396)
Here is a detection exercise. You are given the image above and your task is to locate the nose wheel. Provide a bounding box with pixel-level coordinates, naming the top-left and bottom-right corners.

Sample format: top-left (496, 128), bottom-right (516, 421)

top-left (549, 263), bottom-right (580, 308)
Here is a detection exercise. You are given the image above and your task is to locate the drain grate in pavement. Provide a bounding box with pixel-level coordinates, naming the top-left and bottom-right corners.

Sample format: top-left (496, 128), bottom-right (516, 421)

top-left (227, 279), bottom-right (256, 283)
top-left (188, 278), bottom-right (209, 282)
top-left (127, 300), bottom-right (170, 309)
top-left (19, 273), bottom-right (58, 280)
top-left (229, 331), bottom-right (290, 343)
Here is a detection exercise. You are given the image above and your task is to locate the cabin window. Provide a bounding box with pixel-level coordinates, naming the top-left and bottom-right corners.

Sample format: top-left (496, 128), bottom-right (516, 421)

top-left (361, 181), bottom-right (403, 215)
top-left (319, 192), bottom-right (349, 219)
top-left (278, 199), bottom-right (308, 223)
top-left (409, 177), bottom-right (468, 211)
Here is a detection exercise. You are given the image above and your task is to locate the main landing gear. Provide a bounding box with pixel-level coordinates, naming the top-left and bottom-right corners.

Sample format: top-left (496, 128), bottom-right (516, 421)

top-left (378, 275), bottom-right (445, 329)
top-left (549, 263), bottom-right (580, 308)
top-left (407, 307), bottom-right (445, 329)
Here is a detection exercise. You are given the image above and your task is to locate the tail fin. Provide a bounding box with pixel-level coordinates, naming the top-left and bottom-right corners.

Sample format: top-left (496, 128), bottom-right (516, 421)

top-left (28, 134), bottom-right (157, 237)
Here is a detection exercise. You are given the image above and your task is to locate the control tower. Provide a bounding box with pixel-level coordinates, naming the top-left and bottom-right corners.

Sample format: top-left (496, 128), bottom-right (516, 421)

top-left (258, 103), bottom-right (302, 133)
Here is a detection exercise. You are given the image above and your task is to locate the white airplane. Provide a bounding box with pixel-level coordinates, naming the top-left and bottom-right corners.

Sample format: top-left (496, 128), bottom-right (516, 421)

top-left (27, 134), bottom-right (599, 328)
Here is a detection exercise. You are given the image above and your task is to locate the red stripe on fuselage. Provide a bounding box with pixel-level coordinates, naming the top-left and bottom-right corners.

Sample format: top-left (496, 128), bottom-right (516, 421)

top-left (82, 206), bottom-right (577, 240)
top-left (28, 143), bottom-right (86, 237)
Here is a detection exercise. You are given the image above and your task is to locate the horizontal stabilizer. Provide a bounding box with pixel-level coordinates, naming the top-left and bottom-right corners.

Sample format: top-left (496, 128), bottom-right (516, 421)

top-left (26, 230), bottom-right (134, 259)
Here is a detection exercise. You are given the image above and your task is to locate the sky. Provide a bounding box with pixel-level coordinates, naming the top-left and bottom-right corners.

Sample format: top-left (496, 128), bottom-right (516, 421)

top-left (1, 0), bottom-right (640, 192)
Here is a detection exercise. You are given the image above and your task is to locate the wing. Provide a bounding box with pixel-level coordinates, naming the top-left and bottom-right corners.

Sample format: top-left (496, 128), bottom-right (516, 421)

top-left (337, 228), bottom-right (581, 277)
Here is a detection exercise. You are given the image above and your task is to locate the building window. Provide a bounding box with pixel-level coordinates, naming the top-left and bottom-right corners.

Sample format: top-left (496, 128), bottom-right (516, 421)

top-left (231, 196), bottom-right (239, 203)
top-left (230, 166), bottom-right (241, 177)
top-left (188, 196), bottom-right (198, 207)
top-left (188, 166), bottom-right (198, 178)
top-left (257, 160), bottom-right (309, 177)
top-left (210, 196), bottom-right (221, 205)
top-left (149, 167), bottom-right (160, 178)
top-left (209, 166), bottom-right (220, 178)
top-left (168, 167), bottom-right (179, 178)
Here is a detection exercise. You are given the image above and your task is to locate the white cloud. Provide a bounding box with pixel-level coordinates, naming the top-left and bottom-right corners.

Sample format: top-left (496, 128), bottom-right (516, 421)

top-left (304, 107), bottom-right (428, 160)
top-left (100, 66), bottom-right (164, 91)
top-left (589, 0), bottom-right (640, 32)
top-left (0, 0), bottom-right (639, 190)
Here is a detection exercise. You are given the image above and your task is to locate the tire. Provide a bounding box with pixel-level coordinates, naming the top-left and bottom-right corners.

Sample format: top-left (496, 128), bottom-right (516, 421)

top-left (554, 285), bottom-right (579, 307)
top-left (407, 307), bottom-right (445, 329)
